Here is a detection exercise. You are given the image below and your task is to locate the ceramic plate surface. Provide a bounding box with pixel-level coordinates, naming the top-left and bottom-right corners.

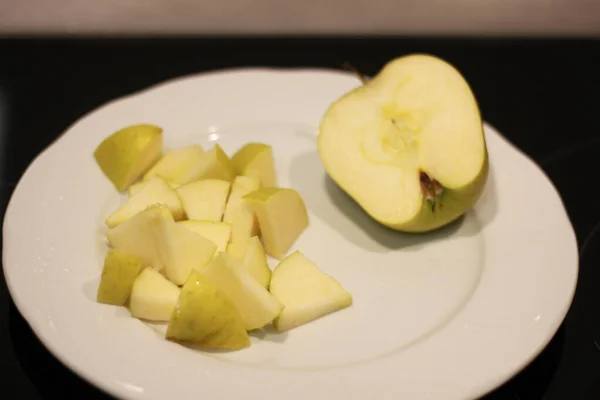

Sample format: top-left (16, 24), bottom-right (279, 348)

top-left (3, 68), bottom-right (578, 400)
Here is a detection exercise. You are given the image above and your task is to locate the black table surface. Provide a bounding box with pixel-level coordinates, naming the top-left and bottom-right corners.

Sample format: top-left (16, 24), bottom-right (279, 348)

top-left (1, 36), bottom-right (599, 400)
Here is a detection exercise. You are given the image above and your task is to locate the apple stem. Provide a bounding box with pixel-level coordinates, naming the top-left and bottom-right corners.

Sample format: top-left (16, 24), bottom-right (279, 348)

top-left (341, 62), bottom-right (369, 84)
top-left (419, 171), bottom-right (444, 210)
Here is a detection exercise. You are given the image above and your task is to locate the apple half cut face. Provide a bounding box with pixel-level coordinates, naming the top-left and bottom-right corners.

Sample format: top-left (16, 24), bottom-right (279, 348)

top-left (317, 54), bottom-right (489, 232)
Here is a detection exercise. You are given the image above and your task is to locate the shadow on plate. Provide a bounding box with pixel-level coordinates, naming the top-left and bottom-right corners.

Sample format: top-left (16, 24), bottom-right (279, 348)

top-left (8, 300), bottom-right (116, 399)
top-left (289, 151), bottom-right (498, 253)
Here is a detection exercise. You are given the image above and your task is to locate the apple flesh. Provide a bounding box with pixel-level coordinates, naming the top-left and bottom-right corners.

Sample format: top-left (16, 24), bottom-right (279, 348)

top-left (177, 220), bottom-right (232, 253)
top-left (129, 268), bottom-right (181, 322)
top-left (176, 179), bottom-right (231, 222)
top-left (143, 144), bottom-right (205, 183)
top-left (222, 175), bottom-right (261, 242)
top-left (317, 54), bottom-right (489, 232)
top-left (94, 124), bottom-right (163, 192)
top-left (231, 143), bottom-right (277, 188)
top-left (226, 236), bottom-right (271, 289)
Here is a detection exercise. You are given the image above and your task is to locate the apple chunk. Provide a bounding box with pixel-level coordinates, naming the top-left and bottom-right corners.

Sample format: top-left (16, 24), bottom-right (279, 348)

top-left (94, 124), bottom-right (163, 192)
top-left (317, 54), bottom-right (489, 232)
top-left (231, 143), bottom-right (277, 187)
top-left (142, 144), bottom-right (205, 183)
top-left (227, 236), bottom-right (271, 289)
top-left (178, 220), bottom-right (232, 253)
top-left (96, 249), bottom-right (145, 306)
top-left (222, 175), bottom-right (261, 242)
top-left (269, 251), bottom-right (352, 332)
top-left (243, 187), bottom-right (309, 260)
top-left (166, 269), bottom-right (250, 350)
top-left (177, 144), bottom-right (236, 185)
top-left (105, 177), bottom-right (184, 228)
top-left (176, 179), bottom-right (231, 221)
top-left (129, 268), bottom-right (181, 322)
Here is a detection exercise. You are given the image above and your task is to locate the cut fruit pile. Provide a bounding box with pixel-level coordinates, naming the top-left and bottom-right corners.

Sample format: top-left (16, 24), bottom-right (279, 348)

top-left (94, 127), bottom-right (353, 351)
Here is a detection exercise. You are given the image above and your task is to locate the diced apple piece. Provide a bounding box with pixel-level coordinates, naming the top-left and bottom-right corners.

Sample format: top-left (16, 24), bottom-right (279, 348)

top-left (317, 54), bottom-right (489, 232)
top-left (243, 187), bottom-right (309, 260)
top-left (94, 124), bottom-right (163, 192)
top-left (105, 177), bottom-right (184, 228)
top-left (177, 144), bottom-right (236, 184)
top-left (106, 204), bottom-right (173, 271)
top-left (96, 249), bottom-right (145, 306)
top-left (129, 268), bottom-right (181, 322)
top-left (269, 251), bottom-right (352, 332)
top-left (178, 220), bottom-right (231, 253)
top-left (222, 175), bottom-right (260, 242)
top-left (143, 144), bottom-right (205, 183)
top-left (227, 236), bottom-right (271, 288)
top-left (176, 179), bottom-right (231, 221)
top-left (166, 269), bottom-right (250, 350)
top-left (152, 216), bottom-right (217, 286)
top-left (129, 180), bottom-right (181, 196)
top-left (231, 143), bottom-right (277, 188)
top-left (201, 252), bottom-right (283, 331)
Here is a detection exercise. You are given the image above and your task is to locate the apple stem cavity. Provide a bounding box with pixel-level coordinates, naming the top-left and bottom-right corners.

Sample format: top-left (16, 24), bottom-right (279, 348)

top-left (419, 171), bottom-right (445, 211)
top-left (342, 62), bottom-right (369, 84)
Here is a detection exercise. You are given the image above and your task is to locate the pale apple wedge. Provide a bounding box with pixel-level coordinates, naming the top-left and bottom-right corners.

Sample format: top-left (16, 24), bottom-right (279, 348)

top-left (222, 175), bottom-right (261, 242)
top-left (178, 220), bottom-right (232, 253)
top-left (317, 54), bottom-right (489, 232)
top-left (227, 236), bottom-right (271, 289)
top-left (201, 252), bottom-right (283, 331)
top-left (105, 177), bottom-right (184, 228)
top-left (94, 124), bottom-right (163, 192)
top-left (269, 251), bottom-right (352, 332)
top-left (129, 180), bottom-right (181, 196)
top-left (243, 187), bottom-right (309, 260)
top-left (166, 270), bottom-right (250, 350)
top-left (176, 144), bottom-right (236, 185)
top-left (129, 268), bottom-right (181, 322)
top-left (106, 204), bottom-right (173, 271)
top-left (143, 144), bottom-right (205, 182)
top-left (96, 249), bottom-right (145, 306)
top-left (151, 216), bottom-right (217, 286)
top-left (176, 179), bottom-right (231, 221)
top-left (231, 143), bottom-right (277, 187)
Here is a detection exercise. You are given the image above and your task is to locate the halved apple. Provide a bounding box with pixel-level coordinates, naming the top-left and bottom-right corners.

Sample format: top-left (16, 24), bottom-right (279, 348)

top-left (142, 144), bottom-right (205, 182)
top-left (94, 124), bottom-right (163, 192)
top-left (317, 54), bottom-right (489, 232)
top-left (176, 179), bottom-right (231, 221)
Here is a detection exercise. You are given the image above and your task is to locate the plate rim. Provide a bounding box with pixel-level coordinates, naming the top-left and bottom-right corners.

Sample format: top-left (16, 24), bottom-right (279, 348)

top-left (2, 66), bottom-right (579, 400)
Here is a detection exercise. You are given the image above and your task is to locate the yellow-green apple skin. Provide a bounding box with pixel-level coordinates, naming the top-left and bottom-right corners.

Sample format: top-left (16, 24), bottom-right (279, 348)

top-left (231, 143), bottom-right (278, 187)
top-left (166, 270), bottom-right (250, 350)
top-left (317, 54), bottom-right (489, 233)
top-left (176, 179), bottom-right (231, 221)
top-left (143, 144), bottom-right (205, 182)
top-left (200, 252), bottom-right (283, 331)
top-left (177, 220), bottom-right (232, 253)
top-left (243, 187), bottom-right (309, 260)
top-left (226, 236), bottom-right (271, 289)
top-left (96, 249), bottom-right (145, 306)
top-left (94, 124), bottom-right (163, 192)
top-left (269, 251), bottom-right (352, 332)
top-left (105, 177), bottom-right (185, 228)
top-left (222, 175), bottom-right (261, 242)
top-left (129, 268), bottom-right (181, 322)
top-left (106, 204), bottom-right (173, 271)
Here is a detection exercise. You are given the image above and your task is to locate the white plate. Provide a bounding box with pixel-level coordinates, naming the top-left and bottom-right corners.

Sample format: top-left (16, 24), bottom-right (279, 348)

top-left (3, 67), bottom-right (578, 400)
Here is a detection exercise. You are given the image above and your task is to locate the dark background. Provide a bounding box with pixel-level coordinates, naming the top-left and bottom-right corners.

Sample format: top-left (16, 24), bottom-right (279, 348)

top-left (0, 37), bottom-right (599, 399)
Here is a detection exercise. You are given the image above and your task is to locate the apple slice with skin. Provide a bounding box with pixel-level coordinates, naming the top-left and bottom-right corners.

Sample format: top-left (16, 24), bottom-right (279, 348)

top-left (317, 54), bottom-right (488, 232)
top-left (151, 215), bottom-right (217, 286)
top-left (106, 204), bottom-right (173, 271)
top-left (269, 251), bottom-right (352, 332)
top-left (178, 220), bottom-right (232, 253)
top-left (166, 269), bottom-right (250, 350)
top-left (96, 249), bottom-right (145, 306)
top-left (176, 179), bottom-right (231, 221)
top-left (200, 252), bottom-right (283, 331)
top-left (222, 175), bottom-right (261, 242)
top-left (231, 143), bottom-right (277, 187)
top-left (243, 187), bottom-right (309, 260)
top-left (142, 144), bottom-right (205, 182)
top-left (105, 177), bottom-right (184, 228)
top-left (176, 144), bottom-right (236, 185)
top-left (226, 236), bottom-right (271, 289)
top-left (129, 268), bottom-right (181, 322)
top-left (94, 124), bottom-right (163, 192)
